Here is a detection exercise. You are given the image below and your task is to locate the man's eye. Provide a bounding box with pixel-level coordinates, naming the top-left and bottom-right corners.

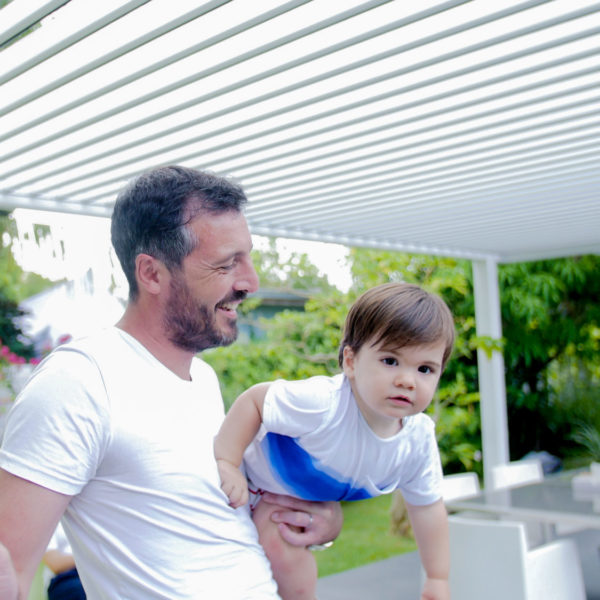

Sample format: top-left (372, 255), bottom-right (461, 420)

top-left (218, 262), bottom-right (235, 272)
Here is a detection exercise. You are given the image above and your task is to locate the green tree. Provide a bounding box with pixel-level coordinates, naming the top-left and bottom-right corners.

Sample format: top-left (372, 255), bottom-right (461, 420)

top-left (252, 238), bottom-right (336, 293)
top-left (499, 255), bottom-right (600, 458)
top-left (0, 213), bottom-right (54, 357)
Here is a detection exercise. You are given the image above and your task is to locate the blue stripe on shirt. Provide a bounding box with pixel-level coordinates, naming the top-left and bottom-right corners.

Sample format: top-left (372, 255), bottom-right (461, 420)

top-left (262, 432), bottom-right (371, 501)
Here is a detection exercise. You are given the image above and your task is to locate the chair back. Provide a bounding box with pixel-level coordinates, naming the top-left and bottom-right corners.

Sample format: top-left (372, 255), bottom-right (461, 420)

top-left (448, 515), bottom-right (587, 600)
top-left (526, 538), bottom-right (586, 600)
top-left (449, 515), bottom-right (529, 600)
top-left (441, 472), bottom-right (480, 502)
top-left (489, 459), bottom-right (543, 491)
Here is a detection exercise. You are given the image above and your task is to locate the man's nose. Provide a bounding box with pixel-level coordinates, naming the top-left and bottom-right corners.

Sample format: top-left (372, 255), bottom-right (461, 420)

top-left (235, 260), bottom-right (259, 294)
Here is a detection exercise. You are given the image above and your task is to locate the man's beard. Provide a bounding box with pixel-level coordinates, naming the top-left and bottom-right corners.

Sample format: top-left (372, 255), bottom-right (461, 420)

top-left (164, 272), bottom-right (244, 353)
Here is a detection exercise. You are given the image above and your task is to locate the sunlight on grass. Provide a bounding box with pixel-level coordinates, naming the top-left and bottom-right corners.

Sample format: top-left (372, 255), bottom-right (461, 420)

top-left (315, 495), bottom-right (417, 577)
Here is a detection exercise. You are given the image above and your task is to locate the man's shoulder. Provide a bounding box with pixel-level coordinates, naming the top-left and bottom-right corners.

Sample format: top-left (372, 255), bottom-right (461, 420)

top-left (47, 327), bottom-right (133, 375)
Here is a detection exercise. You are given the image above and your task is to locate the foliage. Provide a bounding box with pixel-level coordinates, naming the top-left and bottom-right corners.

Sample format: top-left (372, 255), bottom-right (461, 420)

top-left (0, 291), bottom-right (35, 361)
top-left (206, 291), bottom-right (346, 410)
top-left (547, 339), bottom-right (600, 445)
top-left (0, 212), bottom-right (57, 393)
top-left (0, 214), bottom-right (35, 360)
top-left (252, 238), bottom-right (336, 293)
top-left (570, 423), bottom-right (600, 462)
top-left (0, 213), bottom-right (54, 303)
top-left (499, 255), bottom-right (600, 458)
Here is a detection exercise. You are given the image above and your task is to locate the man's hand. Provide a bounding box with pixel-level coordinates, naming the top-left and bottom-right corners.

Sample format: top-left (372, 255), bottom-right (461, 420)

top-left (261, 492), bottom-right (343, 547)
top-left (216, 459), bottom-right (248, 508)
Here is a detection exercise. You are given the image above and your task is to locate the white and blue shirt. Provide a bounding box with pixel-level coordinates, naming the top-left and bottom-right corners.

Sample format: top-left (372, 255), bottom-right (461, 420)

top-left (243, 374), bottom-right (442, 506)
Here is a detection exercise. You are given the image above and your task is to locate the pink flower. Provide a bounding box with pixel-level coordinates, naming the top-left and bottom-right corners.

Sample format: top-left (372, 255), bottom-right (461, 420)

top-left (29, 357), bottom-right (42, 365)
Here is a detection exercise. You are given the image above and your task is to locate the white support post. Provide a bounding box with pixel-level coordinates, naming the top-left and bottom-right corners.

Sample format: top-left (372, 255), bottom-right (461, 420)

top-left (472, 258), bottom-right (510, 486)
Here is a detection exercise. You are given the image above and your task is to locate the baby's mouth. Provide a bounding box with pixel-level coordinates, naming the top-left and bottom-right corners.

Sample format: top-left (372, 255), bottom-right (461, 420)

top-left (389, 395), bottom-right (413, 406)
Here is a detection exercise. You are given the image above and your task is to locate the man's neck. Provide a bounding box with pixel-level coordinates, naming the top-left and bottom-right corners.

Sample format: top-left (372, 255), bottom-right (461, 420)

top-left (116, 307), bottom-right (194, 381)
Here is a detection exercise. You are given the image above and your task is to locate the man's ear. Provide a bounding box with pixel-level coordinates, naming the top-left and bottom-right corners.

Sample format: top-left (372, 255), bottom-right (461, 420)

top-left (135, 253), bottom-right (166, 295)
top-left (342, 346), bottom-right (355, 377)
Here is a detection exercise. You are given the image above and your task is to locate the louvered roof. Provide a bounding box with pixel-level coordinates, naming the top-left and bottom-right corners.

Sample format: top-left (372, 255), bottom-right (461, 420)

top-left (1, 0), bottom-right (599, 263)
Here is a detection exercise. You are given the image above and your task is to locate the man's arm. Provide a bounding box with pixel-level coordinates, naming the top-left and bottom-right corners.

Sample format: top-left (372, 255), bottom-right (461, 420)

top-left (0, 469), bottom-right (71, 599)
top-left (406, 499), bottom-right (450, 600)
top-left (214, 383), bottom-right (270, 507)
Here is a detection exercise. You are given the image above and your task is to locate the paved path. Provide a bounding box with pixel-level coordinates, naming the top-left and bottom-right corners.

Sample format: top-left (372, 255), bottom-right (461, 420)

top-left (317, 552), bottom-right (421, 600)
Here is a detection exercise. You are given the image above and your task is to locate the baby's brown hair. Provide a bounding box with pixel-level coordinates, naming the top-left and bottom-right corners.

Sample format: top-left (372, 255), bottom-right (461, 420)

top-left (338, 282), bottom-right (455, 369)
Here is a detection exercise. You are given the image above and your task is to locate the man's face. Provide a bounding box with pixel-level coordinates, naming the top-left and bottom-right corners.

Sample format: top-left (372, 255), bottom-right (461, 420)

top-left (163, 210), bottom-right (259, 353)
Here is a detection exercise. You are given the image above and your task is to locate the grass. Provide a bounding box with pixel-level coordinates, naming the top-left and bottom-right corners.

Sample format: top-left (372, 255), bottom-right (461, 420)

top-left (314, 495), bottom-right (417, 577)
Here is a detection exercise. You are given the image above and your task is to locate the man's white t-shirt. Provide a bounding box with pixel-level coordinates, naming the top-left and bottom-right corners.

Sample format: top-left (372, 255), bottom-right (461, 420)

top-left (0, 328), bottom-right (278, 599)
top-left (244, 374), bottom-right (442, 506)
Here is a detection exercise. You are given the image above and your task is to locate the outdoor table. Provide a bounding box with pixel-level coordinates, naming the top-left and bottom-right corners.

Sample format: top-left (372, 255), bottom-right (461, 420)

top-left (445, 468), bottom-right (600, 531)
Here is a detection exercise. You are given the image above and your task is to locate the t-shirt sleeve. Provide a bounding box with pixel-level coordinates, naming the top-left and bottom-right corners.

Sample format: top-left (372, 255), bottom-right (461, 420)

top-left (261, 376), bottom-right (336, 438)
top-left (396, 415), bottom-right (443, 506)
top-left (0, 347), bottom-right (111, 495)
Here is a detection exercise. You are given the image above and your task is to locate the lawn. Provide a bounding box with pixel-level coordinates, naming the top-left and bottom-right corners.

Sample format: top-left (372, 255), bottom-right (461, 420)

top-left (314, 494), bottom-right (417, 577)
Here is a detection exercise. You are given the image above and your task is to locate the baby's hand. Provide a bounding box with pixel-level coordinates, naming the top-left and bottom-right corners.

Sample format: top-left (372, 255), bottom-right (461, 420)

top-left (216, 459), bottom-right (249, 508)
top-left (421, 577), bottom-right (450, 600)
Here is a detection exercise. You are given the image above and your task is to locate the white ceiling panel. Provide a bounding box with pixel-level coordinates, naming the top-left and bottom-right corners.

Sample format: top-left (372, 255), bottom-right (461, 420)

top-left (1, 0), bottom-right (599, 262)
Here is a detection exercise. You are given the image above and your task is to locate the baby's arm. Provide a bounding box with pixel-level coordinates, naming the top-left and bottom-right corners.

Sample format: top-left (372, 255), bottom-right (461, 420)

top-left (214, 383), bottom-right (270, 507)
top-left (406, 499), bottom-right (450, 600)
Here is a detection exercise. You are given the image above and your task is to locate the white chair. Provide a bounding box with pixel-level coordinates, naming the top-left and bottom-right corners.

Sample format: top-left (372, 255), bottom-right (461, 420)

top-left (448, 515), bottom-right (586, 600)
top-left (440, 472), bottom-right (480, 502)
top-left (488, 459), bottom-right (543, 491)
top-left (489, 459), bottom-right (550, 545)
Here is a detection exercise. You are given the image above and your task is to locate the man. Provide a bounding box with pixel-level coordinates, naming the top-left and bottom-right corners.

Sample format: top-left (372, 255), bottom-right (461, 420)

top-left (0, 166), bottom-right (342, 599)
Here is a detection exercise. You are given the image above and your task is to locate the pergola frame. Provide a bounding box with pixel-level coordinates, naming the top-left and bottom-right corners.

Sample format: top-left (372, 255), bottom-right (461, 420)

top-left (2, 0), bottom-right (600, 483)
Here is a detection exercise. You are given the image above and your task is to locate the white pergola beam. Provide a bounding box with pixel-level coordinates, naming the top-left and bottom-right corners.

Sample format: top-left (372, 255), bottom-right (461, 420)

top-left (472, 258), bottom-right (510, 485)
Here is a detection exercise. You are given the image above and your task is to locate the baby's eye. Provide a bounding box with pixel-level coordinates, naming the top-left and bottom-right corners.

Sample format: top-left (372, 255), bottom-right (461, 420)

top-left (381, 357), bottom-right (398, 366)
top-left (418, 365), bottom-right (433, 374)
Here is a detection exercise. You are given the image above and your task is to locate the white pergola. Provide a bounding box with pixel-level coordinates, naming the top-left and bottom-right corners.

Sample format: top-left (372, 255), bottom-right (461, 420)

top-left (1, 0), bottom-right (599, 483)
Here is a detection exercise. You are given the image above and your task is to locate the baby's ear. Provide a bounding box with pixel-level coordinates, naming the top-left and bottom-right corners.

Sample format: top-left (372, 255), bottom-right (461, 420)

top-left (341, 346), bottom-right (355, 376)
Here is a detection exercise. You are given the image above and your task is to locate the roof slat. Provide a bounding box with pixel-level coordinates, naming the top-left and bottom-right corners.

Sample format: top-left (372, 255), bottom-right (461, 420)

top-left (1, 0), bottom-right (599, 263)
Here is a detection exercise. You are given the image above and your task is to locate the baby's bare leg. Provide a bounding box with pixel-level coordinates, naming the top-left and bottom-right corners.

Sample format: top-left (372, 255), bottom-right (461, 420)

top-left (252, 499), bottom-right (318, 600)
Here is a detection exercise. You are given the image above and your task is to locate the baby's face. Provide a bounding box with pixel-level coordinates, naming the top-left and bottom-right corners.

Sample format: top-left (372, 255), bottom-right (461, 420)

top-left (342, 339), bottom-right (445, 437)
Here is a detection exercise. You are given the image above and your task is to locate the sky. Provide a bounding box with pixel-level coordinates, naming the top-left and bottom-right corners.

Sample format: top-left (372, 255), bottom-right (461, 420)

top-left (11, 208), bottom-right (352, 294)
